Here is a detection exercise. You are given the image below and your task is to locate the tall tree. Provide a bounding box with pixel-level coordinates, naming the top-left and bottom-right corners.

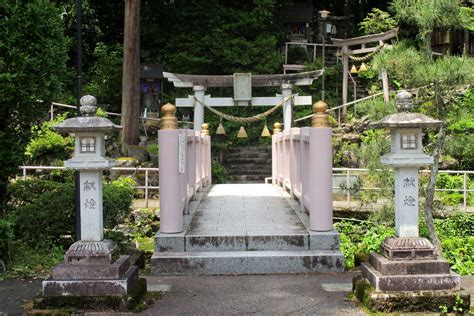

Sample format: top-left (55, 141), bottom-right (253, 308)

top-left (121, 0), bottom-right (140, 150)
top-left (0, 0), bottom-right (68, 206)
top-left (390, 0), bottom-right (463, 54)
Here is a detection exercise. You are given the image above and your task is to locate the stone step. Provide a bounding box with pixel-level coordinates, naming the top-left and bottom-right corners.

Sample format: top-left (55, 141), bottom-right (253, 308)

top-left (184, 233), bottom-right (309, 252)
top-left (362, 262), bottom-right (460, 291)
top-left (225, 157), bottom-right (271, 164)
top-left (225, 168), bottom-right (272, 175)
top-left (151, 250), bottom-right (344, 275)
top-left (228, 175), bottom-right (270, 182)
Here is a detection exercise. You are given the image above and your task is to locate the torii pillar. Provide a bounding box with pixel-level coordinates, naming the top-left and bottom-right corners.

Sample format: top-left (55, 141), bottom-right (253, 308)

top-left (193, 85), bottom-right (206, 131)
top-left (282, 84), bottom-right (293, 131)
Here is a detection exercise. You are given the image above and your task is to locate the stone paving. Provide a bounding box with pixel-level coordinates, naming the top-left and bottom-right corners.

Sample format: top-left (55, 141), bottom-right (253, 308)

top-left (187, 184), bottom-right (307, 235)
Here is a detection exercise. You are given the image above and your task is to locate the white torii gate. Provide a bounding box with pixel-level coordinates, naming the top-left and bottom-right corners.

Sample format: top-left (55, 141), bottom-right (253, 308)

top-left (163, 70), bottom-right (323, 131)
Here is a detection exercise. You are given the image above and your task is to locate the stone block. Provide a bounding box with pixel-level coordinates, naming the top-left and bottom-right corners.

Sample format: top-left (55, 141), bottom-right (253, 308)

top-left (369, 253), bottom-right (451, 275)
top-left (154, 231), bottom-right (185, 252)
top-left (52, 256), bottom-right (131, 280)
top-left (64, 240), bottom-right (118, 265)
top-left (362, 262), bottom-right (460, 292)
top-left (185, 234), bottom-right (247, 251)
top-left (353, 276), bottom-right (470, 313)
top-left (151, 250), bottom-right (344, 275)
top-left (308, 230), bottom-right (340, 250)
top-left (381, 237), bottom-right (436, 260)
top-left (247, 233), bottom-right (308, 250)
top-left (43, 266), bottom-right (139, 297)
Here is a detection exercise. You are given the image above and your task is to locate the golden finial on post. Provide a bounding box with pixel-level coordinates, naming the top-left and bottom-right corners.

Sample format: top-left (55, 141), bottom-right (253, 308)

top-left (273, 122), bottom-right (282, 134)
top-left (160, 103), bottom-right (178, 130)
top-left (312, 101), bottom-right (329, 128)
top-left (201, 123), bottom-right (209, 135)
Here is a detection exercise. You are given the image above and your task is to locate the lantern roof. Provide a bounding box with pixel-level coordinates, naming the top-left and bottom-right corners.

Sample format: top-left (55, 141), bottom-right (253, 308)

top-left (54, 95), bottom-right (122, 133)
top-left (371, 90), bottom-right (442, 129)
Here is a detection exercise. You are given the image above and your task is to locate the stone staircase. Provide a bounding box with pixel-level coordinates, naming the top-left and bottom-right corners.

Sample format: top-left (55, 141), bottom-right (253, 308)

top-left (151, 184), bottom-right (344, 275)
top-left (222, 146), bottom-right (272, 183)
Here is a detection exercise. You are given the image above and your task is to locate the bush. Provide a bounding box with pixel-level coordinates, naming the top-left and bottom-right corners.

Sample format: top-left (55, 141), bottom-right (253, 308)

top-left (335, 220), bottom-right (395, 269)
top-left (287, 45), bottom-right (309, 64)
top-left (435, 173), bottom-right (473, 206)
top-left (441, 237), bottom-right (474, 275)
top-left (25, 114), bottom-right (74, 165)
top-left (5, 177), bottom-right (135, 249)
top-left (211, 158), bottom-right (229, 184)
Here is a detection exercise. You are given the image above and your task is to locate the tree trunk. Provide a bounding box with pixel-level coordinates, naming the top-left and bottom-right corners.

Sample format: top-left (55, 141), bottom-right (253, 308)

top-left (121, 0), bottom-right (141, 152)
top-left (423, 80), bottom-right (444, 255)
top-left (423, 125), bottom-right (444, 255)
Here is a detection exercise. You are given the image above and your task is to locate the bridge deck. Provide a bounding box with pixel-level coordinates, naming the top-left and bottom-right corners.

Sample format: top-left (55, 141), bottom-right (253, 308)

top-left (152, 183), bottom-right (343, 275)
top-left (187, 184), bottom-right (307, 236)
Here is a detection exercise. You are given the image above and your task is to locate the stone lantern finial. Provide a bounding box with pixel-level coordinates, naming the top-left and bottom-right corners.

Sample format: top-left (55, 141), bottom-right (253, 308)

top-left (396, 90), bottom-right (414, 112)
top-left (80, 95), bottom-right (98, 117)
top-left (312, 101), bottom-right (329, 128)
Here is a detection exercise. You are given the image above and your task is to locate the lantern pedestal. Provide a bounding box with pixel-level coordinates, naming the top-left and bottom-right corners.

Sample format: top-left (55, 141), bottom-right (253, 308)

top-left (353, 91), bottom-right (470, 313)
top-left (36, 95), bottom-right (146, 311)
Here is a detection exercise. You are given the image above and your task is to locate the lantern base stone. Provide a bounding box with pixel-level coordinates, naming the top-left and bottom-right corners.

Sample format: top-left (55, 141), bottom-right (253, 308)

top-left (353, 275), bottom-right (470, 313)
top-left (41, 240), bottom-right (146, 309)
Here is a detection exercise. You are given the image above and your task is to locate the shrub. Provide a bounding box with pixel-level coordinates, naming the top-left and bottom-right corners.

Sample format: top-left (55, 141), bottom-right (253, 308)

top-left (441, 237), bottom-right (474, 275)
top-left (287, 45), bottom-right (309, 64)
top-left (5, 177), bottom-right (135, 249)
top-left (211, 158), bottom-right (228, 184)
top-left (435, 173), bottom-right (473, 206)
top-left (25, 114), bottom-right (74, 165)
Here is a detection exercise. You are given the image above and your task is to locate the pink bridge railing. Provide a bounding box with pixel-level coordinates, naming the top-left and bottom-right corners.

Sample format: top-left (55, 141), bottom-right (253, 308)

top-left (159, 129), bottom-right (211, 233)
top-left (272, 126), bottom-right (333, 232)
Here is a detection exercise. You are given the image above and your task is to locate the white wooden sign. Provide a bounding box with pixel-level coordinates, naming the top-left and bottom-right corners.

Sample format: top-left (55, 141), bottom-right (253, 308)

top-left (178, 131), bottom-right (186, 174)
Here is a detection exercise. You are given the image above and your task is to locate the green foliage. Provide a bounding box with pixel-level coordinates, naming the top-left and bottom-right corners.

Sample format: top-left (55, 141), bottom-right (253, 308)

top-left (359, 8), bottom-right (397, 35)
top-left (0, 243), bottom-right (64, 279)
top-left (441, 236), bottom-right (473, 275)
top-left (435, 174), bottom-right (473, 206)
top-left (25, 114), bottom-right (74, 165)
top-left (287, 45), bottom-right (309, 64)
top-left (143, 1), bottom-right (283, 75)
top-left (128, 208), bottom-right (159, 239)
top-left (390, 0), bottom-right (464, 39)
top-left (4, 177), bottom-right (134, 249)
top-left (84, 42), bottom-right (123, 113)
top-left (211, 158), bottom-right (229, 184)
top-left (335, 220), bottom-right (395, 269)
top-left (146, 143), bottom-right (159, 156)
top-left (355, 97), bottom-right (397, 121)
top-left (0, 0), bottom-right (69, 205)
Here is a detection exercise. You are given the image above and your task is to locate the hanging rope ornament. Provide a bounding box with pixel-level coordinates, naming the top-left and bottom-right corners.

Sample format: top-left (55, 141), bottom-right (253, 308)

top-left (216, 118), bottom-right (226, 135)
top-left (358, 62), bottom-right (368, 73)
top-left (237, 126), bottom-right (248, 138)
top-left (261, 124), bottom-right (271, 138)
top-left (350, 65), bottom-right (358, 74)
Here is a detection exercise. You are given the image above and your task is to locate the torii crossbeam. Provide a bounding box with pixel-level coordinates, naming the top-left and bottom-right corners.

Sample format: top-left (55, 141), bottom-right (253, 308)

top-left (163, 70), bottom-right (323, 131)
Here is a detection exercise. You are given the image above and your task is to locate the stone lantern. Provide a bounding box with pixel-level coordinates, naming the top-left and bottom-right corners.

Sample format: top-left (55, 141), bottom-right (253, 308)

top-left (41, 95), bottom-right (145, 306)
top-left (354, 91), bottom-right (469, 312)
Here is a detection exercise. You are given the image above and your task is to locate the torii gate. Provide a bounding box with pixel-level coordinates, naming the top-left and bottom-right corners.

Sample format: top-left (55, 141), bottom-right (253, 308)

top-left (163, 70), bottom-right (323, 131)
top-left (332, 28), bottom-right (398, 115)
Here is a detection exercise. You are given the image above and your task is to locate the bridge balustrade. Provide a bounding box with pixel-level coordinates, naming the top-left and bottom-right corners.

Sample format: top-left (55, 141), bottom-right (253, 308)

top-left (159, 128), bottom-right (211, 233)
top-left (272, 102), bottom-right (334, 232)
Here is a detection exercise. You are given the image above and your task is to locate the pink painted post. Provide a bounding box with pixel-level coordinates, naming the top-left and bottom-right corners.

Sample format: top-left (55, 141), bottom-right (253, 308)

top-left (206, 136), bottom-right (212, 185)
top-left (187, 130), bottom-right (196, 199)
top-left (272, 134), bottom-right (277, 184)
top-left (195, 131), bottom-right (202, 189)
top-left (289, 128), bottom-right (300, 197)
top-left (301, 127), bottom-right (310, 211)
top-left (309, 101), bottom-right (333, 231)
top-left (158, 104), bottom-right (183, 233)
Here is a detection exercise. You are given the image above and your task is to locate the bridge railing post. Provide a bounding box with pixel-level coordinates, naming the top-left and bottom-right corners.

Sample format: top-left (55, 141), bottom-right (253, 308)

top-left (308, 101), bottom-right (333, 231)
top-left (158, 103), bottom-right (183, 233)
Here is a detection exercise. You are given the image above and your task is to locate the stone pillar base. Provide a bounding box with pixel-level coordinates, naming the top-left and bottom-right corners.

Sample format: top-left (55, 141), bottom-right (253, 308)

top-left (354, 237), bottom-right (470, 312)
top-left (40, 240), bottom-right (146, 310)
